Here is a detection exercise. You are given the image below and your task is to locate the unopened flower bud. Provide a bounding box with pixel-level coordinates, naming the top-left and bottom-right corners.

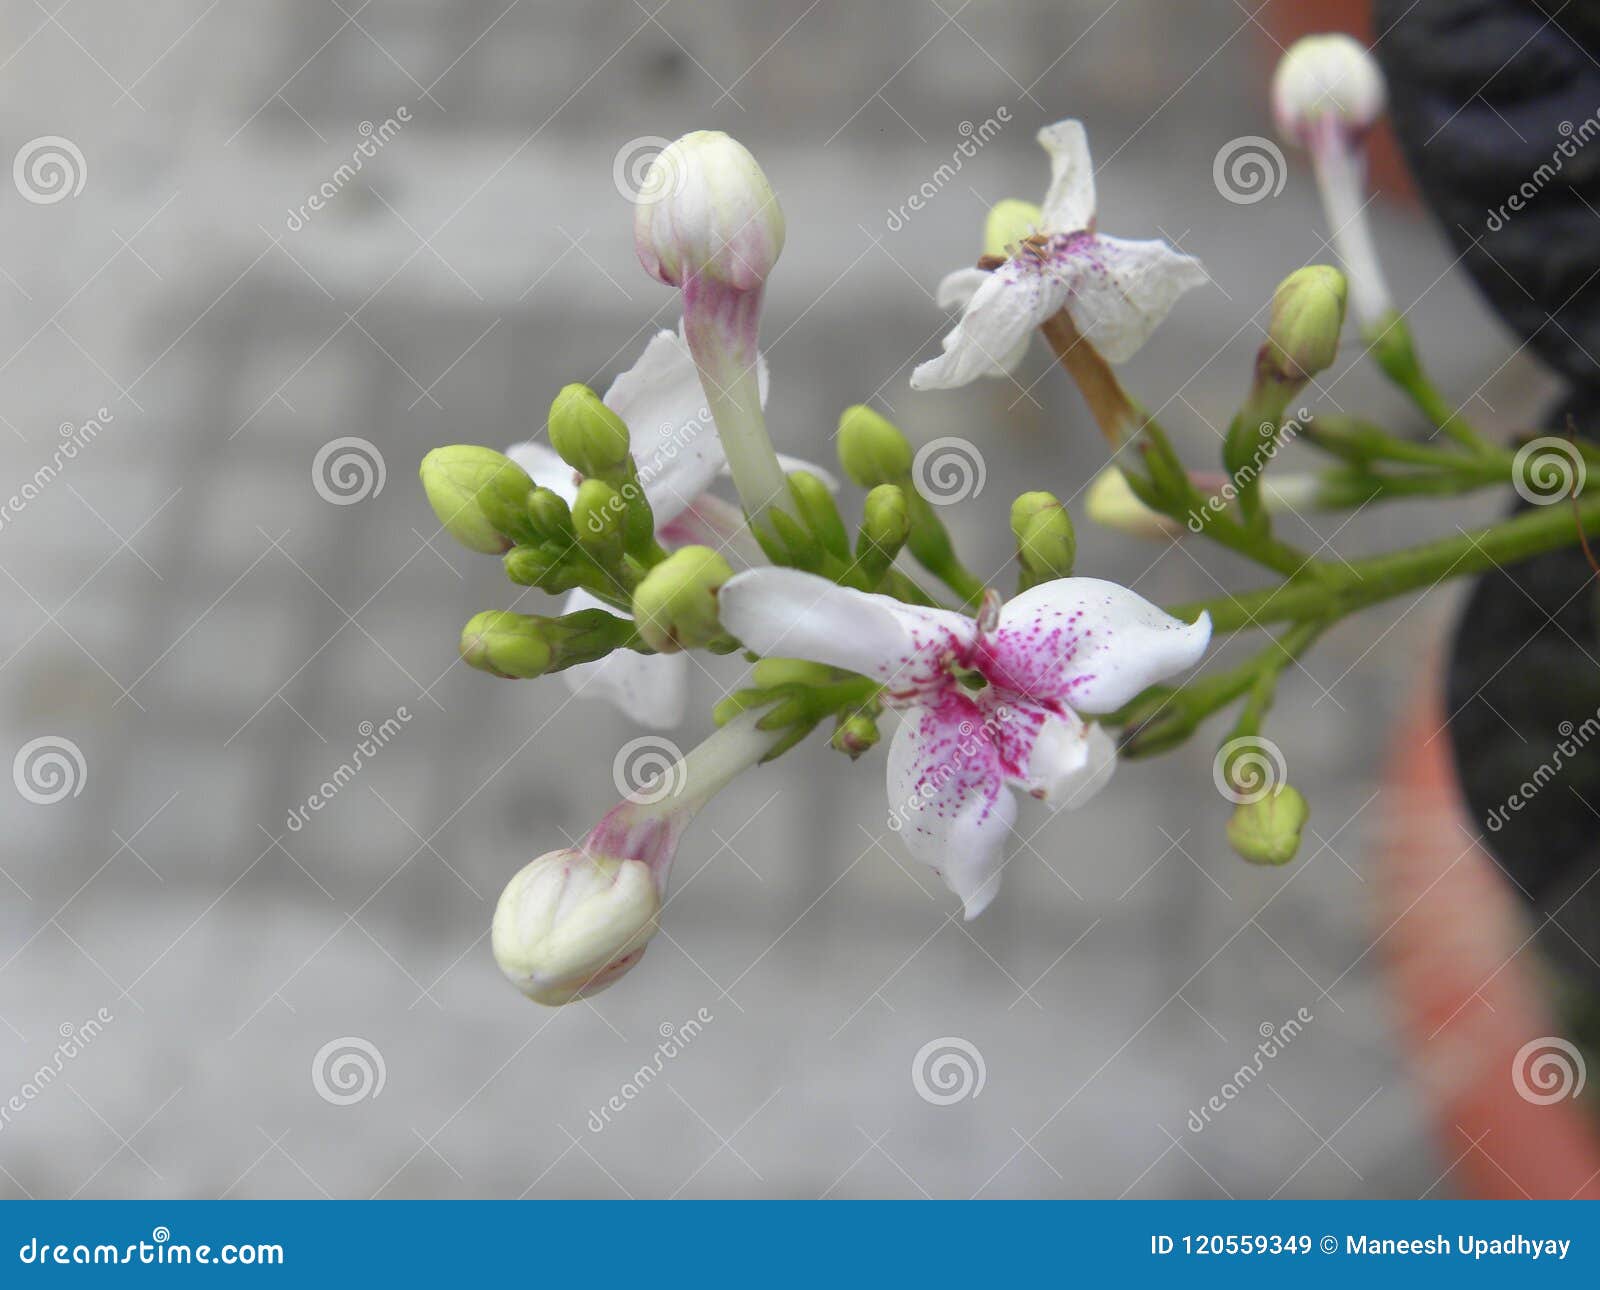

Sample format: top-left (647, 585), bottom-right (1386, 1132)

top-left (787, 470), bottom-right (850, 562)
top-left (1085, 468), bottom-right (1184, 541)
top-left (856, 484), bottom-right (910, 585)
top-left (832, 712), bottom-right (880, 759)
top-left (631, 545), bottom-right (734, 653)
top-left (1011, 491), bottom-right (1076, 586)
top-left (572, 478), bottom-right (627, 565)
top-left (419, 446), bottom-right (534, 553)
top-left (527, 486), bottom-right (575, 544)
top-left (634, 131), bottom-right (785, 292)
top-left (460, 610), bottom-right (553, 678)
top-left (983, 199), bottom-right (1043, 260)
top-left (492, 849), bottom-right (660, 1005)
top-left (836, 405), bottom-right (913, 487)
top-left (1226, 785), bottom-right (1310, 866)
top-left (1272, 34), bottom-right (1385, 146)
top-left (548, 384), bottom-right (632, 480)
top-left (751, 657), bottom-right (837, 688)
top-left (1265, 265), bottom-right (1347, 383)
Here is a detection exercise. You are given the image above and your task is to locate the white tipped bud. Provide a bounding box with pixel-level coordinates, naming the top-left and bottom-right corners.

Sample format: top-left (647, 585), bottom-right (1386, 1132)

top-left (634, 131), bottom-right (785, 292)
top-left (1272, 34), bottom-right (1386, 145)
top-left (492, 849), bottom-right (660, 1006)
top-left (1085, 468), bottom-right (1183, 540)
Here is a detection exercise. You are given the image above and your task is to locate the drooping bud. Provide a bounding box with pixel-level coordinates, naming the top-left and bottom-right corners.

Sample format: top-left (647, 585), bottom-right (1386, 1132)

top-left (631, 545), bottom-right (734, 653)
top-left (419, 446), bottom-right (535, 553)
top-left (548, 384), bottom-right (632, 480)
top-left (1085, 468), bottom-right (1184, 541)
top-left (633, 131), bottom-right (785, 292)
top-left (460, 607), bottom-right (639, 679)
top-left (1010, 491), bottom-right (1076, 587)
top-left (836, 405), bottom-right (913, 487)
top-left (983, 199), bottom-right (1043, 260)
top-left (1263, 265), bottom-right (1347, 384)
top-left (831, 712), bottom-right (880, 760)
top-left (1272, 34), bottom-right (1385, 146)
top-left (492, 849), bottom-right (661, 1005)
top-left (1226, 785), bottom-right (1310, 866)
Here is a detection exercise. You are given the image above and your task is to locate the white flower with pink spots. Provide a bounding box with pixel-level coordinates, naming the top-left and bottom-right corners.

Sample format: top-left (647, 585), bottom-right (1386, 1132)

top-left (911, 120), bottom-right (1208, 389)
top-left (719, 568), bottom-right (1211, 917)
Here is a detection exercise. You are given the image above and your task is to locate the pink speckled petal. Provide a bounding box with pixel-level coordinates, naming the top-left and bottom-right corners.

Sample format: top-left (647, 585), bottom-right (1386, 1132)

top-left (886, 692), bottom-right (1018, 919)
top-left (984, 577), bottom-right (1211, 715)
top-left (911, 258), bottom-right (1068, 390)
top-left (1037, 120), bottom-right (1097, 233)
top-left (718, 569), bottom-right (975, 700)
top-left (1063, 233), bottom-right (1208, 364)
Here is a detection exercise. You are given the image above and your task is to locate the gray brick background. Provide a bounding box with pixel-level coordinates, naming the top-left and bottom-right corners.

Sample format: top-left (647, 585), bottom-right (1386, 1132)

top-left (0, 1), bottom-right (1559, 1198)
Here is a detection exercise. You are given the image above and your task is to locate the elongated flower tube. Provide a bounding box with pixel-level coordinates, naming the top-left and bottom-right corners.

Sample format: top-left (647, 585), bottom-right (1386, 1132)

top-left (719, 569), bottom-right (1211, 918)
top-left (492, 711), bottom-right (781, 1005)
top-left (1273, 35), bottom-right (1391, 334)
top-left (634, 131), bottom-right (793, 528)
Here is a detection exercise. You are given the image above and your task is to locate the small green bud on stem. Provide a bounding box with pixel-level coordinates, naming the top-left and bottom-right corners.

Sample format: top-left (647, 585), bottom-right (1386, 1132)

top-left (420, 446), bottom-right (536, 553)
top-left (460, 608), bottom-right (642, 679)
top-left (631, 545), bottom-right (735, 653)
top-left (1226, 785), bottom-right (1309, 866)
top-left (1010, 491), bottom-right (1076, 588)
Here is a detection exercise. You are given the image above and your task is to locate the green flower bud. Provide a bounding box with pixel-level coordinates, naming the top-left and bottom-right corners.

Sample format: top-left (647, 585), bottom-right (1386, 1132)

top-left (836, 405), bottom-right (913, 487)
top-left (419, 446), bottom-right (535, 553)
top-left (631, 545), bottom-right (734, 653)
top-left (460, 610), bottom-right (554, 678)
top-left (527, 486), bottom-right (575, 545)
top-left (983, 199), bottom-right (1043, 260)
top-left (1265, 265), bottom-right (1347, 383)
top-left (1011, 491), bottom-right (1076, 587)
top-left (856, 484), bottom-right (910, 587)
top-left (1226, 785), bottom-right (1310, 866)
top-left (831, 712), bottom-right (880, 760)
top-left (787, 471), bottom-right (850, 562)
top-left (751, 658), bottom-right (837, 688)
top-left (548, 383), bottom-right (632, 479)
top-left (572, 478), bottom-right (627, 566)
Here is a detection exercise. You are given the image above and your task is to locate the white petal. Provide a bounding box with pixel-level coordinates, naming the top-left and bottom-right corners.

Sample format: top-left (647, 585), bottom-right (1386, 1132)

top-left (602, 325), bottom-right (771, 525)
top-left (1064, 234), bottom-right (1209, 364)
top-left (558, 589), bottom-right (689, 729)
top-left (505, 439), bottom-right (580, 505)
top-left (1037, 120), bottom-right (1097, 233)
top-left (886, 694), bottom-right (1017, 919)
top-left (1019, 712), bottom-right (1117, 808)
top-left (718, 568), bottom-right (974, 700)
top-left (656, 493), bottom-right (765, 565)
top-left (911, 260), bottom-right (1067, 390)
top-left (987, 577), bottom-right (1211, 714)
top-left (936, 266), bottom-right (990, 311)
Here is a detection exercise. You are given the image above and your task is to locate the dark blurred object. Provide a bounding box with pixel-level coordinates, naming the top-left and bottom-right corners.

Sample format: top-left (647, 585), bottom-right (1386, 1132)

top-left (1377, 0), bottom-right (1600, 984)
top-left (1376, 0), bottom-right (1600, 385)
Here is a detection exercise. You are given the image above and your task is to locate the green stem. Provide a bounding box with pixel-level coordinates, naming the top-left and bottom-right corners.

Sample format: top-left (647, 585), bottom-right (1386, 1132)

top-left (1172, 490), bottom-right (1600, 633)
